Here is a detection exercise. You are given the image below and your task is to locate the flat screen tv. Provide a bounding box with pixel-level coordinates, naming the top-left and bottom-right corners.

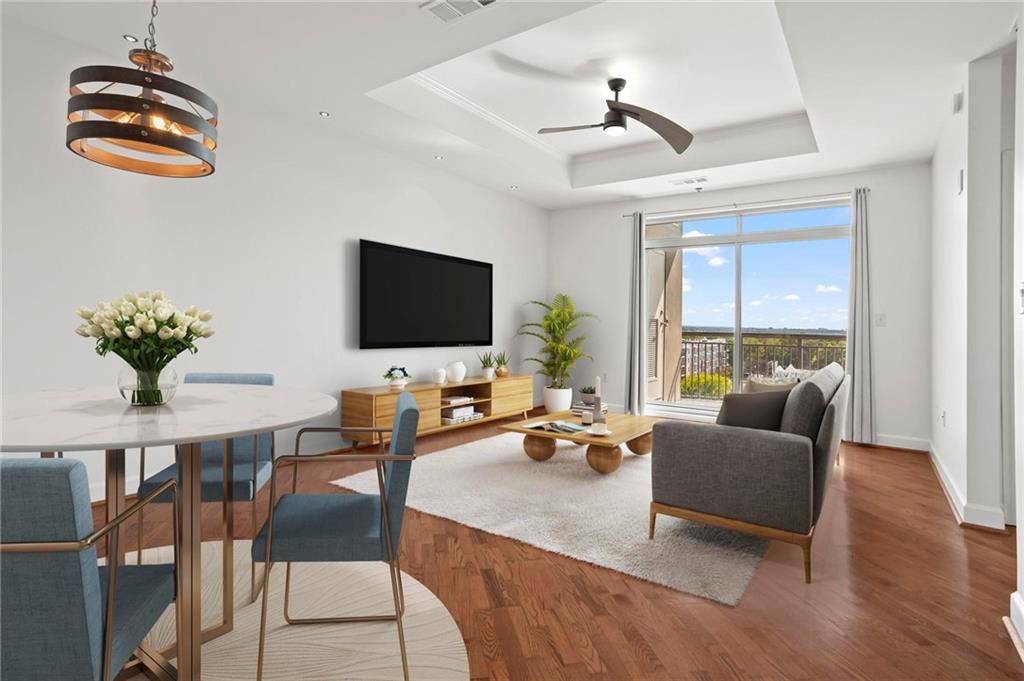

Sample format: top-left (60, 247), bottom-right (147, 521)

top-left (360, 240), bottom-right (493, 349)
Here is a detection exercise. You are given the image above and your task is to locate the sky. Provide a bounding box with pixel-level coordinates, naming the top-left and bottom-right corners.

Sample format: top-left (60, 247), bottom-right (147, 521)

top-left (654, 206), bottom-right (850, 332)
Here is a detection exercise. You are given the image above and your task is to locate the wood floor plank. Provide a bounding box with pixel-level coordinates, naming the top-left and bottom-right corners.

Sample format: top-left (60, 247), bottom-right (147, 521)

top-left (94, 413), bottom-right (1024, 680)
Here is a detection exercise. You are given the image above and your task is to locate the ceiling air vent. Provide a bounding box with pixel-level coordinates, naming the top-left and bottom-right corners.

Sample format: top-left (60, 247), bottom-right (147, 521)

top-left (669, 177), bottom-right (709, 186)
top-left (421, 0), bottom-right (496, 24)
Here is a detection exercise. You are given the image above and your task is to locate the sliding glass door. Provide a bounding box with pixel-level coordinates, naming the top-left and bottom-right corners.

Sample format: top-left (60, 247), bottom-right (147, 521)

top-left (643, 198), bottom-right (850, 415)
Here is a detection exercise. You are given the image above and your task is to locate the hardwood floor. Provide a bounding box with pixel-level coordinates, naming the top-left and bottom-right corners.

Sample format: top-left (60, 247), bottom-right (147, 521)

top-left (94, 417), bottom-right (1024, 680)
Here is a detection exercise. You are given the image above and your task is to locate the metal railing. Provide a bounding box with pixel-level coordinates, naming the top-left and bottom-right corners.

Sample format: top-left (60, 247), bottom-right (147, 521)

top-left (674, 332), bottom-right (846, 399)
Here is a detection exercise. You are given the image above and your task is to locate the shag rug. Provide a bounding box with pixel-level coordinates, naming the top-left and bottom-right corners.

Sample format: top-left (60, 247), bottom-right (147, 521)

top-left (332, 433), bottom-right (766, 605)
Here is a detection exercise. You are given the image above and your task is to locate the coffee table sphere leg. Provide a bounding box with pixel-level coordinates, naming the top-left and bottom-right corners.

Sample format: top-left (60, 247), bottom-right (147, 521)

top-left (523, 435), bottom-right (556, 462)
top-left (626, 432), bottom-right (653, 455)
top-left (586, 444), bottom-right (622, 474)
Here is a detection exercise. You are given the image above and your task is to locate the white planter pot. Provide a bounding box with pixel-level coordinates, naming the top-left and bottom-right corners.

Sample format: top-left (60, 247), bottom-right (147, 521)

top-left (386, 379), bottom-right (407, 390)
top-left (543, 387), bottom-right (573, 414)
top-left (482, 367), bottom-right (496, 380)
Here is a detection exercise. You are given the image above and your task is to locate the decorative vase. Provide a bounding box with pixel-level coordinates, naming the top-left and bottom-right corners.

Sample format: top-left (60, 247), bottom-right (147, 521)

top-left (118, 365), bottom-right (178, 406)
top-left (446, 361), bottom-right (467, 383)
top-left (432, 368), bottom-right (448, 384)
top-left (495, 365), bottom-right (510, 378)
top-left (482, 367), bottom-right (496, 380)
top-left (543, 386), bottom-right (573, 413)
top-left (387, 378), bottom-right (408, 390)
top-left (581, 393), bottom-right (596, 406)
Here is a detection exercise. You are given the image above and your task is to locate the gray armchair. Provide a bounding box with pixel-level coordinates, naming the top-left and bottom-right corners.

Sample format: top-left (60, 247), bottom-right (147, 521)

top-left (649, 363), bottom-right (849, 583)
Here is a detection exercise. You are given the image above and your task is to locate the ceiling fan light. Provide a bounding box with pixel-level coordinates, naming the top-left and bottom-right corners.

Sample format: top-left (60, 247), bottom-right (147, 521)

top-left (603, 123), bottom-right (626, 137)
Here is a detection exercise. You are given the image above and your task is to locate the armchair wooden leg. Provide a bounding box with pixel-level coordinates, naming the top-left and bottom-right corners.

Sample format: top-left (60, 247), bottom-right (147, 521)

top-left (648, 505), bottom-right (657, 539)
top-left (801, 539), bottom-right (812, 584)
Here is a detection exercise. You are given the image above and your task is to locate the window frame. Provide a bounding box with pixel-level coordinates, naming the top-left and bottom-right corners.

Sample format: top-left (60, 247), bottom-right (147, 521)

top-left (642, 194), bottom-right (851, 418)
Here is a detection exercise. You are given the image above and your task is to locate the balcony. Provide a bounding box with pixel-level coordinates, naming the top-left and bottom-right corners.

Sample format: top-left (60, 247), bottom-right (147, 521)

top-left (647, 327), bottom-right (846, 408)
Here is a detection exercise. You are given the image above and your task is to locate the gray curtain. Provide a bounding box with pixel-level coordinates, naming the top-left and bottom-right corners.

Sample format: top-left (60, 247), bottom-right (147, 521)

top-left (847, 187), bottom-right (875, 443)
top-left (625, 211), bottom-right (646, 415)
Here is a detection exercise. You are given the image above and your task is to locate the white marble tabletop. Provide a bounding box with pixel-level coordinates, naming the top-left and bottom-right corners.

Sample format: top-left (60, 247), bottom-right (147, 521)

top-left (1, 384), bottom-right (338, 452)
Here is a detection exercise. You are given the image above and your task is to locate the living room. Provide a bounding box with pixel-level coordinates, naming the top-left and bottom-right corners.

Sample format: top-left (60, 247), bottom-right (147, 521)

top-left (2, 2), bottom-right (1024, 680)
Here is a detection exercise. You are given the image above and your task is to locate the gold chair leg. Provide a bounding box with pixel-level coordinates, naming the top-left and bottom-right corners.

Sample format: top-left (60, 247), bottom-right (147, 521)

top-left (283, 561), bottom-right (399, 624)
top-left (394, 554), bottom-right (406, 615)
top-left (256, 561), bottom-right (274, 681)
top-left (250, 497), bottom-right (258, 603)
top-left (388, 559), bottom-right (411, 681)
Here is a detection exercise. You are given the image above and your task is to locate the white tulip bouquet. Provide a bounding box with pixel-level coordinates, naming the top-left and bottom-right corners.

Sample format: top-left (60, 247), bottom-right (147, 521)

top-left (75, 289), bottom-right (214, 405)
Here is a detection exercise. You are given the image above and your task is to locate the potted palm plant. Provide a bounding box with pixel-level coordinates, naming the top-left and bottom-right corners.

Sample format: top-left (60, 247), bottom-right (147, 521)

top-left (518, 293), bottom-right (596, 413)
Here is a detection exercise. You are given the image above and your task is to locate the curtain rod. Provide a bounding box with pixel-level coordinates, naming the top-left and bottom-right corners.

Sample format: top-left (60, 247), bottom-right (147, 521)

top-left (619, 189), bottom-right (863, 219)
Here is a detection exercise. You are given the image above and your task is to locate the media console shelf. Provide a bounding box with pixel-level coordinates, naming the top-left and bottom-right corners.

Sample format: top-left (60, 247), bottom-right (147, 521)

top-left (341, 375), bottom-right (534, 446)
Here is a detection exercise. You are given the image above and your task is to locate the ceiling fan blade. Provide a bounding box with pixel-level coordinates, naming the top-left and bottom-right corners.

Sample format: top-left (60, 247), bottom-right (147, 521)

top-left (607, 100), bottom-right (693, 154)
top-left (538, 123), bottom-right (603, 134)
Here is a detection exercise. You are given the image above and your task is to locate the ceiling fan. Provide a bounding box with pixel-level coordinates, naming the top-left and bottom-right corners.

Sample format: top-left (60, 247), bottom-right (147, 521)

top-left (538, 78), bottom-right (693, 154)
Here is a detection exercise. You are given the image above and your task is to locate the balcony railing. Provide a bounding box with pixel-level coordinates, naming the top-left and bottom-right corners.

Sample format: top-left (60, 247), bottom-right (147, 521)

top-left (672, 332), bottom-right (846, 400)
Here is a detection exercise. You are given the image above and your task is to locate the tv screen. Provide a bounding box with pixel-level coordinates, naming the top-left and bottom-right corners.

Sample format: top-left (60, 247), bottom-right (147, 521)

top-left (360, 240), bottom-right (493, 349)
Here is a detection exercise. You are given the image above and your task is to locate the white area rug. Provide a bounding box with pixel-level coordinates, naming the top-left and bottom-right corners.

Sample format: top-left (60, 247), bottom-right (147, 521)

top-left (123, 540), bottom-right (468, 680)
top-left (333, 433), bottom-right (766, 606)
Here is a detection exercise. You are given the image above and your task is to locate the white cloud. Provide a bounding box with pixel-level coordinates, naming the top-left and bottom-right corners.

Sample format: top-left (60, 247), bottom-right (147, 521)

top-left (816, 284), bottom-right (841, 293)
top-left (784, 294), bottom-right (800, 301)
top-left (682, 230), bottom-right (728, 267)
top-left (749, 300), bottom-right (762, 306)
top-left (724, 302), bottom-right (735, 309)
top-left (682, 277), bottom-right (692, 292)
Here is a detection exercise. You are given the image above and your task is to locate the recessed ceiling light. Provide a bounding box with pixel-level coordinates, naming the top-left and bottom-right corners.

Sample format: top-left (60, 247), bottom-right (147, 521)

top-left (509, 185), bottom-right (518, 190)
top-left (318, 111), bottom-right (331, 118)
top-left (434, 155), bottom-right (444, 160)
top-left (122, 34), bottom-right (138, 42)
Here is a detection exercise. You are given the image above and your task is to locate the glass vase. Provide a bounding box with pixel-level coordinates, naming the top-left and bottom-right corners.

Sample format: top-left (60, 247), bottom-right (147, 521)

top-left (118, 365), bottom-right (179, 406)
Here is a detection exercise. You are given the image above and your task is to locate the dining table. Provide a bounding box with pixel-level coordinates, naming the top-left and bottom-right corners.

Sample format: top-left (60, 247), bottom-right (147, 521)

top-left (1, 383), bottom-right (338, 680)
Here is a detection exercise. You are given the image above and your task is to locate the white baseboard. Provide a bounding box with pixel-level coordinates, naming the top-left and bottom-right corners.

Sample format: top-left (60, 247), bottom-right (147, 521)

top-left (875, 433), bottom-right (929, 451)
top-left (929, 443), bottom-right (968, 524)
top-left (928, 443), bottom-right (1006, 529)
top-left (963, 502), bottom-right (1007, 528)
top-left (1010, 592), bottom-right (1024, 658)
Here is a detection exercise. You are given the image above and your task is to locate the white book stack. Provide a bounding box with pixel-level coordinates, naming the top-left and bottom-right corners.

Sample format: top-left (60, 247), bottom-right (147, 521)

top-left (441, 410), bottom-right (484, 426)
top-left (441, 395), bottom-right (473, 405)
top-left (443, 405), bottom-right (476, 418)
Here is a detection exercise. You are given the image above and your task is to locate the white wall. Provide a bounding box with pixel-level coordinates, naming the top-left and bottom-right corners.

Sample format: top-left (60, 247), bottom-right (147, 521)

top-left (930, 47), bottom-right (1017, 529)
top-left (1, 21), bottom-right (549, 499)
top-left (1010, 0), bottom-right (1024, 644)
top-left (547, 163), bottom-right (933, 450)
top-left (930, 67), bottom-right (970, 515)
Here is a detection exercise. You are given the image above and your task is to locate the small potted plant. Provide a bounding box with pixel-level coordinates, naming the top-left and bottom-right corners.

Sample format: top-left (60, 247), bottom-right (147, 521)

top-left (580, 385), bottom-right (597, 405)
top-left (383, 366), bottom-right (410, 389)
top-left (494, 351), bottom-right (511, 378)
top-left (478, 351), bottom-right (496, 380)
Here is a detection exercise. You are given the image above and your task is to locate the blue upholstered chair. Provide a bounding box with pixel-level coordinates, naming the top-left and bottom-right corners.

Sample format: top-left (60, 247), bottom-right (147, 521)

top-left (0, 458), bottom-right (179, 681)
top-left (137, 372), bottom-right (275, 601)
top-left (251, 391), bottom-right (419, 681)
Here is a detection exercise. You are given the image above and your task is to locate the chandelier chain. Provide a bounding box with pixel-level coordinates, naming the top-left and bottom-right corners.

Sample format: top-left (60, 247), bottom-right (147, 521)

top-left (144, 0), bottom-right (159, 53)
